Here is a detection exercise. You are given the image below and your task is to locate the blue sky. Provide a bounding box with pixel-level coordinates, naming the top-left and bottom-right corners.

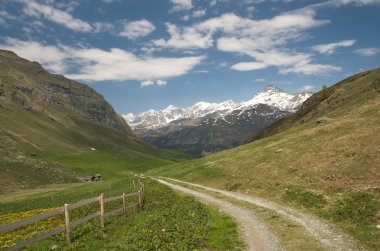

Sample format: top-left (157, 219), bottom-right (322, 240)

top-left (0, 0), bottom-right (379, 115)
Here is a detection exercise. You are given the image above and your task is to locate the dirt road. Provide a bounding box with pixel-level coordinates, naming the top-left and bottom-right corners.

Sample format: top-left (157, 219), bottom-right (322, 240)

top-left (161, 177), bottom-right (364, 251)
top-left (153, 178), bottom-right (282, 251)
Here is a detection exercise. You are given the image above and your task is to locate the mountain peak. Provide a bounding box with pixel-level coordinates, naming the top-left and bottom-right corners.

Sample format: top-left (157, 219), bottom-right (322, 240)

top-left (263, 85), bottom-right (283, 93)
top-left (163, 105), bottom-right (179, 111)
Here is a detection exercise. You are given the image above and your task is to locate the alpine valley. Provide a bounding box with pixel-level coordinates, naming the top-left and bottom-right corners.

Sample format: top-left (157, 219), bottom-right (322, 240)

top-left (124, 87), bottom-right (312, 156)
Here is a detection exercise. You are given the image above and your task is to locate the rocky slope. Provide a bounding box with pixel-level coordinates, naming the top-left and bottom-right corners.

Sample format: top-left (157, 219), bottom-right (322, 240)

top-left (124, 87), bottom-right (311, 156)
top-left (0, 50), bottom-right (130, 134)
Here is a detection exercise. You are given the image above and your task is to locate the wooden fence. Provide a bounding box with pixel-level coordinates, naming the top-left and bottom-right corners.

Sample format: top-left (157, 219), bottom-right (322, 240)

top-left (0, 183), bottom-right (145, 251)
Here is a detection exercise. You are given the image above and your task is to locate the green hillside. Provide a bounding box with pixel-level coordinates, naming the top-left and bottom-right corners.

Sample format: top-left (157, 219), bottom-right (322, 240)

top-left (150, 68), bottom-right (380, 249)
top-left (0, 50), bottom-right (191, 193)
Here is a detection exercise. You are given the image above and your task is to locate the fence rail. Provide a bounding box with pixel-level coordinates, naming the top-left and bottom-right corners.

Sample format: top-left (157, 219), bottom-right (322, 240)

top-left (2, 183), bottom-right (144, 251)
top-left (0, 207), bottom-right (64, 234)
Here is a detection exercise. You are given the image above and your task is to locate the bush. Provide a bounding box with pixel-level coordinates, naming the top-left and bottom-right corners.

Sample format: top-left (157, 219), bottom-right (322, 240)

top-left (321, 85), bottom-right (332, 100)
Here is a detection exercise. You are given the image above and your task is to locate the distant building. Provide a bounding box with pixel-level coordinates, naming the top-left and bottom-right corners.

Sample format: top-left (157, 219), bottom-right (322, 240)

top-left (84, 174), bottom-right (102, 182)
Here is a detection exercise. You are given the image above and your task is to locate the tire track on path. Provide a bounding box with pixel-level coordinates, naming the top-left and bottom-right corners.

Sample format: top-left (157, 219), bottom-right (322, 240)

top-left (153, 178), bottom-right (282, 251)
top-left (163, 177), bottom-right (364, 251)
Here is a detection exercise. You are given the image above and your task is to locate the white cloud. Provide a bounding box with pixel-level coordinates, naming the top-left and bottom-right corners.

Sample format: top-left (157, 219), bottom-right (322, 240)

top-left (154, 12), bottom-right (328, 51)
top-left (246, 6), bottom-right (255, 17)
top-left (54, 0), bottom-right (80, 13)
top-left (0, 38), bottom-right (205, 82)
top-left (151, 12), bottom-right (336, 75)
top-left (21, 0), bottom-right (92, 32)
top-left (230, 49), bottom-right (341, 75)
top-left (208, 12), bottom-right (344, 75)
top-left (0, 10), bottom-right (17, 25)
top-left (141, 80), bottom-right (154, 87)
top-left (119, 19), bottom-right (155, 39)
top-left (66, 49), bottom-right (205, 81)
top-left (311, 40), bottom-right (356, 55)
top-left (279, 63), bottom-right (341, 75)
top-left (294, 0), bottom-right (380, 15)
top-left (152, 23), bottom-right (213, 49)
top-left (299, 85), bottom-right (316, 92)
top-left (170, 0), bottom-right (193, 11)
top-left (181, 15), bottom-right (190, 21)
top-left (209, 0), bottom-right (217, 7)
top-left (333, 0), bottom-right (380, 6)
top-left (231, 62), bottom-right (268, 71)
top-left (156, 80), bottom-right (167, 86)
top-left (141, 80), bottom-right (167, 88)
top-left (193, 9), bottom-right (206, 18)
top-left (195, 70), bottom-right (209, 73)
top-left (122, 113), bottom-right (135, 121)
top-left (355, 47), bottom-right (380, 56)
top-left (93, 22), bottom-right (115, 33)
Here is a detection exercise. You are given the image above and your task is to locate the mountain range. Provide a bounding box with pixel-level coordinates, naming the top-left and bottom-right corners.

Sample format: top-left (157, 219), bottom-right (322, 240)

top-left (124, 87), bottom-right (312, 156)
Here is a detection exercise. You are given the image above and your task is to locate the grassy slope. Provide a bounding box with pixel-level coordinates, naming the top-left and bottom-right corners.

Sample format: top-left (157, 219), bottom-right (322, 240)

top-left (0, 50), bottom-right (192, 192)
top-left (42, 151), bottom-right (188, 179)
top-left (150, 68), bottom-right (380, 250)
top-left (0, 101), bottom-right (191, 193)
top-left (0, 177), bottom-right (243, 250)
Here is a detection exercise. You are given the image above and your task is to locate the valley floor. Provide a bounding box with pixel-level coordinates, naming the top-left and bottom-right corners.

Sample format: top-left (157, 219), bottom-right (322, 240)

top-left (156, 177), bottom-right (365, 251)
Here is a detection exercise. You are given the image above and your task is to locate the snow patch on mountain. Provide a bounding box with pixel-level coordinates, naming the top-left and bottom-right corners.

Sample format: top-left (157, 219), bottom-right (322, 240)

top-left (123, 86), bottom-right (312, 129)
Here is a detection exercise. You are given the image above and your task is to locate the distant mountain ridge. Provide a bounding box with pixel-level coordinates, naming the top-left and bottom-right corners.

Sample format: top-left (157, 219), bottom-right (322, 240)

top-left (124, 86), bottom-right (312, 130)
top-left (123, 87), bottom-right (312, 156)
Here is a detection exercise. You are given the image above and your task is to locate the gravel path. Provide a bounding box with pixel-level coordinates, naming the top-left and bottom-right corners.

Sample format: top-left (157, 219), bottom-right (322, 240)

top-left (153, 178), bottom-right (282, 251)
top-left (164, 177), bottom-right (365, 251)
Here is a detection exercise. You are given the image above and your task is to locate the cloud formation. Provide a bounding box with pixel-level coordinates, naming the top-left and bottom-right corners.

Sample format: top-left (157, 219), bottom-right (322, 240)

top-left (355, 47), bottom-right (380, 56)
top-left (153, 23), bottom-right (213, 49)
top-left (0, 38), bottom-right (205, 82)
top-left (21, 0), bottom-right (92, 32)
top-left (141, 80), bottom-right (154, 87)
top-left (152, 12), bottom-right (338, 75)
top-left (311, 40), bottom-right (356, 55)
top-left (150, 0), bottom-right (380, 76)
top-left (141, 79), bottom-right (167, 88)
top-left (193, 9), bottom-right (206, 18)
top-left (119, 19), bottom-right (155, 39)
top-left (299, 85), bottom-right (316, 92)
top-left (170, 0), bottom-right (193, 11)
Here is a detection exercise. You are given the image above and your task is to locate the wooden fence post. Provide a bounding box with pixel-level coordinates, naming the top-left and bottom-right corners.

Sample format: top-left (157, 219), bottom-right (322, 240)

top-left (137, 187), bottom-right (142, 211)
top-left (142, 183), bottom-right (145, 206)
top-left (64, 204), bottom-right (71, 245)
top-left (122, 193), bottom-right (127, 217)
top-left (99, 194), bottom-right (104, 228)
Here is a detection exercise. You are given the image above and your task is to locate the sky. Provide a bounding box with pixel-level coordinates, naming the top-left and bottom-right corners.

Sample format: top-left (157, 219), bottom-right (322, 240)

top-left (0, 0), bottom-right (379, 115)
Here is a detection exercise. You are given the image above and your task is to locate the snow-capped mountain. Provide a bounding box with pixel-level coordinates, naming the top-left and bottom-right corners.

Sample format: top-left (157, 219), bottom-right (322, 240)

top-left (123, 86), bottom-right (312, 130)
top-left (240, 86), bottom-right (311, 112)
